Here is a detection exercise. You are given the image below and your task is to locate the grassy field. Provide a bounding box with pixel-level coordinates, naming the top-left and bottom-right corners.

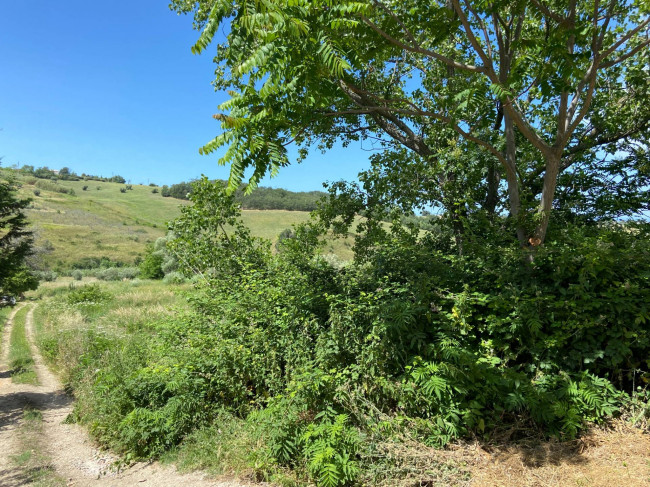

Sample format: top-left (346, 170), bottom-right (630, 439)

top-left (2, 170), bottom-right (352, 269)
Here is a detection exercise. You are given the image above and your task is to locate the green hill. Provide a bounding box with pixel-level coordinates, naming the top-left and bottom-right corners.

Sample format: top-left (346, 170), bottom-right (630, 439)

top-left (1, 168), bottom-right (351, 271)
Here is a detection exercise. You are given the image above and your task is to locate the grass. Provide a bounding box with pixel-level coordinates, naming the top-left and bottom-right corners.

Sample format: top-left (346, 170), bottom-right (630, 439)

top-left (9, 305), bottom-right (38, 384)
top-left (10, 405), bottom-right (66, 487)
top-left (34, 279), bottom-right (190, 382)
top-left (0, 306), bottom-right (11, 356)
top-left (2, 168), bottom-right (354, 269)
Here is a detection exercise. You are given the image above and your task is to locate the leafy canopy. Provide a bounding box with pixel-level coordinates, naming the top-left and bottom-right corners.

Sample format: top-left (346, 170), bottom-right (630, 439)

top-left (171, 0), bottom-right (649, 244)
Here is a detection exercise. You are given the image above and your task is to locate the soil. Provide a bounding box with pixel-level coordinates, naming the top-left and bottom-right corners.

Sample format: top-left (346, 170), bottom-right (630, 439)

top-left (0, 303), bottom-right (248, 487)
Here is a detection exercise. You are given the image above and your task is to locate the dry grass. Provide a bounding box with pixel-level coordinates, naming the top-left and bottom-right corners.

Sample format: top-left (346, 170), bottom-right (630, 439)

top-left (405, 421), bottom-right (650, 487)
top-left (358, 421), bottom-right (650, 487)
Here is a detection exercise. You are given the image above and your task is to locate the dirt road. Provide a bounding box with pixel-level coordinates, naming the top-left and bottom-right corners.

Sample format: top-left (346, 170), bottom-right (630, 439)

top-left (0, 304), bottom-right (247, 487)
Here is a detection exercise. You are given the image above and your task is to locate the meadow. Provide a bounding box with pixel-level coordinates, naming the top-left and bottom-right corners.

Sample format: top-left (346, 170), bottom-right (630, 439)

top-left (2, 170), bottom-right (353, 270)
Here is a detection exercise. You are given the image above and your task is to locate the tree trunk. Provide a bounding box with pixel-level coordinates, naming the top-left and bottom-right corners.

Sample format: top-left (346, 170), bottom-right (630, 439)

top-left (502, 112), bottom-right (528, 247)
top-left (532, 153), bottom-right (561, 245)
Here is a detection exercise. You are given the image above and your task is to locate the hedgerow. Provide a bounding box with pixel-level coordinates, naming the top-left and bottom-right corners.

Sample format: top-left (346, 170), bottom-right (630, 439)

top-left (42, 179), bottom-right (650, 486)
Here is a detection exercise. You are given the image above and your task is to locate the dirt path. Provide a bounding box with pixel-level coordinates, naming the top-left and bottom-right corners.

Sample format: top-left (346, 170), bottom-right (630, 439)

top-left (0, 304), bottom-right (249, 487)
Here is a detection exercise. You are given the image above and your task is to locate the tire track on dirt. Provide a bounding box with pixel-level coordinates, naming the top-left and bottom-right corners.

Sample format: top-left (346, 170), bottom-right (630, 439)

top-left (0, 303), bottom-right (31, 487)
top-left (1, 304), bottom-right (252, 487)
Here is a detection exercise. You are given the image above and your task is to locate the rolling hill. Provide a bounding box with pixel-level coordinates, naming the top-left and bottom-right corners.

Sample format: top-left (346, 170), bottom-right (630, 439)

top-left (1, 169), bottom-right (352, 270)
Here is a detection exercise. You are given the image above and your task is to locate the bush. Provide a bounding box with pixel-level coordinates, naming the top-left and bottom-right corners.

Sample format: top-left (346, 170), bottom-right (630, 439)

top-left (162, 272), bottom-right (185, 284)
top-left (42, 179), bottom-right (650, 486)
top-left (33, 189), bottom-right (41, 196)
top-left (139, 245), bottom-right (164, 280)
top-left (71, 270), bottom-right (83, 281)
top-left (66, 284), bottom-right (110, 305)
top-left (95, 267), bottom-right (139, 281)
top-left (36, 270), bottom-right (58, 282)
top-left (82, 185), bottom-right (88, 191)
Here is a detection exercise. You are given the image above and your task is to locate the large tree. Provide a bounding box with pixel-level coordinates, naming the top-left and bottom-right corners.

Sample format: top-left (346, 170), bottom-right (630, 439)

top-left (0, 170), bottom-right (37, 298)
top-left (171, 0), bottom-right (649, 246)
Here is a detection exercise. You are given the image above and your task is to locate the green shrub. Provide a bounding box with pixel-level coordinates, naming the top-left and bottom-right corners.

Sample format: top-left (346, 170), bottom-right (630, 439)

top-left (162, 272), bottom-right (185, 284)
top-left (96, 267), bottom-right (139, 281)
top-left (36, 270), bottom-right (58, 282)
top-left (66, 284), bottom-right (110, 305)
top-left (41, 178), bottom-right (650, 486)
top-left (139, 245), bottom-right (164, 280)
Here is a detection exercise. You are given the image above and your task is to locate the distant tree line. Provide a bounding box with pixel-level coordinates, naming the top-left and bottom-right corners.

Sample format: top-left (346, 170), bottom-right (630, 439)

top-left (17, 165), bottom-right (126, 184)
top-left (161, 180), bottom-right (326, 211)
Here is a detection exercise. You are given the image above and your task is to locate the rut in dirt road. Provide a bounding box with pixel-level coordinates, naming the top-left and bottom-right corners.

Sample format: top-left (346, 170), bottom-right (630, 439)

top-left (0, 304), bottom-right (251, 487)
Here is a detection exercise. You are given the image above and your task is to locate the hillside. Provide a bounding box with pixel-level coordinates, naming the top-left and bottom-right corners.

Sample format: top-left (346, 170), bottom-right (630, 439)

top-left (1, 168), bottom-right (349, 270)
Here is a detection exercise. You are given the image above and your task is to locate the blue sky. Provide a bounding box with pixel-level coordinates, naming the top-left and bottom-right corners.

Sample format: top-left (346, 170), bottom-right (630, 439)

top-left (0, 1), bottom-right (371, 191)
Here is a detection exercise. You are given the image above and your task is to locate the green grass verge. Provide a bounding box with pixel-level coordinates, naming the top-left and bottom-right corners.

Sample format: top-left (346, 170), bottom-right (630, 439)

top-left (0, 306), bottom-right (11, 356)
top-left (9, 305), bottom-right (38, 385)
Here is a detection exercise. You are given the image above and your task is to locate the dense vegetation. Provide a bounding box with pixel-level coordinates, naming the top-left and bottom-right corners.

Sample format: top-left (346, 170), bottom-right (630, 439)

top-left (0, 169), bottom-right (38, 299)
top-left (12, 1), bottom-right (650, 485)
top-left (38, 178), bottom-right (650, 486)
top-left (16, 164), bottom-right (127, 184)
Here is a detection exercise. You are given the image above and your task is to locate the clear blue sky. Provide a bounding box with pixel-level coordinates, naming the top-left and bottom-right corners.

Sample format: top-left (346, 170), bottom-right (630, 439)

top-left (0, 1), bottom-right (371, 191)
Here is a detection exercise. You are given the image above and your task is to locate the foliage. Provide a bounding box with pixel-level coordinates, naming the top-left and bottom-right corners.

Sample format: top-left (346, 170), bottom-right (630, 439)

top-left (172, 0), bottom-right (649, 246)
top-left (139, 244), bottom-right (164, 279)
top-left (96, 267), bottom-right (140, 281)
top-left (0, 170), bottom-right (37, 297)
top-left (32, 177), bottom-right (650, 485)
top-left (66, 284), bottom-right (111, 305)
top-left (157, 178), bottom-right (326, 211)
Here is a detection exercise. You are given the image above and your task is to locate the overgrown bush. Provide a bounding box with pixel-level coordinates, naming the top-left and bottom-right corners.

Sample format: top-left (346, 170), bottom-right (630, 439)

top-left (36, 270), bottom-right (58, 282)
top-left (139, 245), bottom-right (164, 279)
top-left (43, 178), bottom-right (650, 486)
top-left (66, 284), bottom-right (110, 305)
top-left (162, 272), bottom-right (185, 284)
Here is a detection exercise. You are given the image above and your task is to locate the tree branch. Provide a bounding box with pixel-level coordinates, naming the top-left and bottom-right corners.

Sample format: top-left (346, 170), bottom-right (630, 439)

top-left (529, 0), bottom-right (566, 24)
top-left (359, 15), bottom-right (486, 74)
top-left (600, 38), bottom-right (650, 68)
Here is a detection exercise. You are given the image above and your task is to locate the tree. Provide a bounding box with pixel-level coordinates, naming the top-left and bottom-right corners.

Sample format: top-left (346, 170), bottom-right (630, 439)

top-left (0, 170), bottom-right (37, 298)
top-left (171, 0), bottom-right (649, 247)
